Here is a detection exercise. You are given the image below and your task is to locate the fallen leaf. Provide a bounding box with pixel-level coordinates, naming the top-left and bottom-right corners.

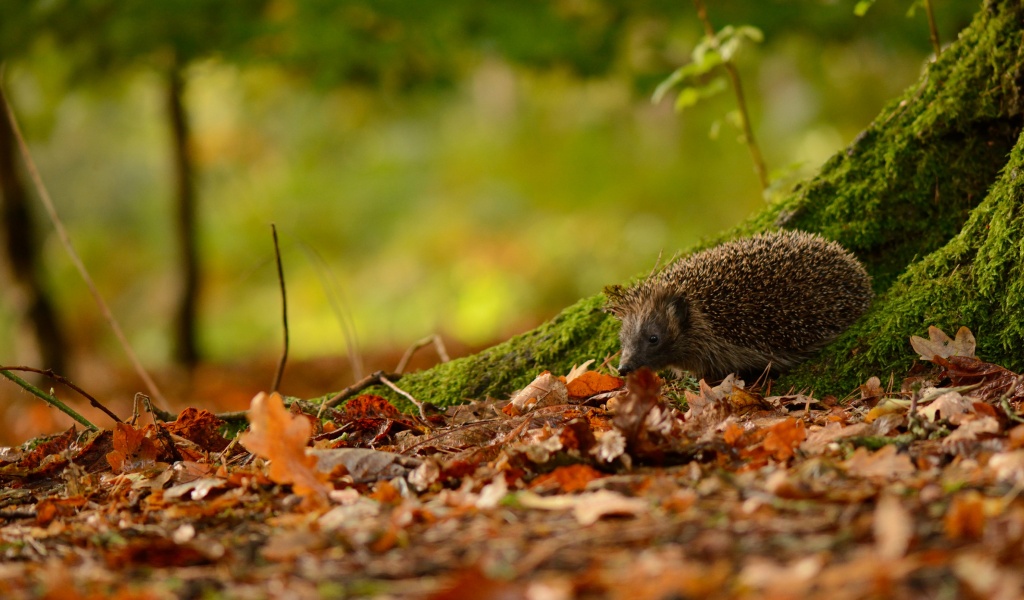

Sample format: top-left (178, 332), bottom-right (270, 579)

top-left (943, 415), bottom-right (1000, 445)
top-left (762, 418), bottom-right (806, 461)
top-left (910, 325), bottom-right (976, 361)
top-left (860, 376), bottom-right (884, 399)
top-left (529, 464), bottom-right (606, 493)
top-left (843, 445), bottom-right (915, 479)
top-left (238, 392), bottom-right (330, 504)
top-left (918, 390), bottom-right (974, 423)
top-left (309, 447), bottom-right (421, 483)
top-left (105, 422), bottom-right (159, 474)
top-left (565, 360), bottom-right (596, 383)
top-left (164, 408), bottom-right (230, 452)
top-left (566, 371), bottom-right (624, 399)
top-left (988, 450), bottom-right (1024, 485)
top-left (801, 422), bottom-right (870, 454)
top-left (874, 494), bottom-right (912, 560)
top-left (508, 372), bottom-right (568, 413)
top-left (572, 489), bottom-right (648, 525)
top-left (945, 491), bottom-right (985, 541)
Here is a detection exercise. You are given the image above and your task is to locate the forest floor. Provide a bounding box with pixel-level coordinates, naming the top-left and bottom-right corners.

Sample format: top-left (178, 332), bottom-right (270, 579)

top-left (2, 326), bottom-right (1024, 599)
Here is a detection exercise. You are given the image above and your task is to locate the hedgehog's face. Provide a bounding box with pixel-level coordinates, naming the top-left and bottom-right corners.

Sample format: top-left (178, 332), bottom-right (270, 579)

top-left (614, 293), bottom-right (690, 376)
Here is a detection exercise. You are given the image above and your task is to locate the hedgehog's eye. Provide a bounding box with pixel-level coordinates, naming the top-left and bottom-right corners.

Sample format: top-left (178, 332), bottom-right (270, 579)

top-left (648, 334), bottom-right (659, 345)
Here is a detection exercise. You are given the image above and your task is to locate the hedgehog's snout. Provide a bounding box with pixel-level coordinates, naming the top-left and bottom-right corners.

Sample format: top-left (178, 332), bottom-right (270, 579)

top-left (617, 362), bottom-right (636, 377)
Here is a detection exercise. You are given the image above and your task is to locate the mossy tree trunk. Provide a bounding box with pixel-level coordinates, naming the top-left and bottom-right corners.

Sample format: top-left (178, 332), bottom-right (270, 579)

top-left (320, 0), bottom-right (1024, 409)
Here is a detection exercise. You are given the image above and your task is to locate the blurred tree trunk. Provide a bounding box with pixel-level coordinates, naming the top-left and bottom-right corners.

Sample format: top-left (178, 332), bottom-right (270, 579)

top-left (315, 0), bottom-right (1024, 408)
top-left (0, 85), bottom-right (68, 373)
top-left (167, 62), bottom-right (200, 368)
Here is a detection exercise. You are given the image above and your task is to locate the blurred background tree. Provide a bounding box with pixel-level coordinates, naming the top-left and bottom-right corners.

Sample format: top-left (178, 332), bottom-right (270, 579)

top-left (0, 0), bottom-right (976, 442)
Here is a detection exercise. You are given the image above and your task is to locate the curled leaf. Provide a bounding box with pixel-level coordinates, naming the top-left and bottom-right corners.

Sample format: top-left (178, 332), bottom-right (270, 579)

top-left (239, 392), bottom-right (330, 504)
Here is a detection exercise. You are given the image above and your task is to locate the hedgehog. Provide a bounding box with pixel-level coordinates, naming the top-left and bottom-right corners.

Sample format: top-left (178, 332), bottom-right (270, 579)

top-left (604, 229), bottom-right (873, 382)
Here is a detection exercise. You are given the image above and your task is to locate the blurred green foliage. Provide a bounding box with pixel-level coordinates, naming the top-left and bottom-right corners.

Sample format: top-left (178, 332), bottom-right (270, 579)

top-left (0, 0), bottom-right (978, 374)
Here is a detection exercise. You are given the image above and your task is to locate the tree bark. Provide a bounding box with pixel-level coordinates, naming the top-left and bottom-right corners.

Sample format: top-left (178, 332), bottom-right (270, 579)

top-left (167, 63), bottom-right (200, 368)
top-left (316, 0), bottom-right (1024, 408)
top-left (0, 84), bottom-right (68, 374)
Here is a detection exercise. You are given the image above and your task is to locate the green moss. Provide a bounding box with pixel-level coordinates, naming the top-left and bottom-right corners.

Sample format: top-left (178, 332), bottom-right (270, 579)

top-left (319, 294), bottom-right (621, 409)
top-left (785, 126), bottom-right (1024, 393)
top-left (314, 0), bottom-right (1024, 409)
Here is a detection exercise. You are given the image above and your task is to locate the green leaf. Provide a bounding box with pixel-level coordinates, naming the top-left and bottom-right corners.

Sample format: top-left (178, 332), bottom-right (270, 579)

top-left (673, 77), bottom-right (727, 112)
top-left (652, 66), bottom-right (688, 104)
top-left (854, 0), bottom-right (876, 16)
top-left (675, 87), bottom-right (702, 111)
top-left (653, 52), bottom-right (723, 104)
top-left (735, 26), bottom-right (764, 43)
top-left (906, 0), bottom-right (926, 18)
top-left (708, 119), bottom-right (722, 140)
top-left (716, 24), bottom-right (763, 62)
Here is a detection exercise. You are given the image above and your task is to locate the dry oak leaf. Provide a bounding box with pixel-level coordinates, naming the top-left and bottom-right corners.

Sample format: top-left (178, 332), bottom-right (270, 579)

top-left (165, 407), bottom-right (230, 452)
top-left (762, 418), bottom-right (807, 461)
top-left (843, 445), bottom-right (915, 479)
top-left (910, 325), bottom-right (976, 362)
top-left (508, 371), bottom-right (568, 413)
top-left (106, 422), bottom-right (159, 473)
top-left (566, 371), bottom-right (624, 399)
top-left (238, 392), bottom-right (330, 502)
top-left (918, 390), bottom-right (975, 424)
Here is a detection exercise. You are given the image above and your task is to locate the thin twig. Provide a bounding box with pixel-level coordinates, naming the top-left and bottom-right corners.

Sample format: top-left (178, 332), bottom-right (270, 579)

top-left (0, 369), bottom-right (96, 430)
top-left (924, 0), bottom-right (942, 58)
top-left (379, 374), bottom-right (428, 421)
top-left (270, 224), bottom-right (288, 393)
top-left (0, 85), bottom-right (167, 407)
top-left (0, 365), bottom-right (121, 424)
top-left (693, 0), bottom-right (769, 193)
top-left (318, 370), bottom-right (403, 416)
top-left (395, 334), bottom-right (451, 374)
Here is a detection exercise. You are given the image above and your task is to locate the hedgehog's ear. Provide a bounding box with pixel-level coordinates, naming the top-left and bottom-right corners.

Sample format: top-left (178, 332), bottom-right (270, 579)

top-left (669, 295), bottom-right (690, 329)
top-left (603, 285), bottom-right (626, 317)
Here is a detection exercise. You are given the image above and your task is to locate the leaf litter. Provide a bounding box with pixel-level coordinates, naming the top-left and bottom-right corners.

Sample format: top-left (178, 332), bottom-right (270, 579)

top-left (3, 327), bottom-right (1024, 598)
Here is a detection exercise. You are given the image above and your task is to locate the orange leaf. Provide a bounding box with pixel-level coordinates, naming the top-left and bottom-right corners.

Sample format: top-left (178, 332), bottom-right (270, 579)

top-left (566, 371), bottom-right (624, 399)
top-left (106, 422), bottom-right (159, 473)
top-left (165, 408), bottom-right (230, 452)
top-left (723, 422), bottom-right (746, 446)
top-left (529, 464), bottom-right (606, 493)
top-left (762, 418), bottom-right (806, 461)
top-left (239, 392), bottom-right (330, 504)
top-left (944, 492), bottom-right (985, 541)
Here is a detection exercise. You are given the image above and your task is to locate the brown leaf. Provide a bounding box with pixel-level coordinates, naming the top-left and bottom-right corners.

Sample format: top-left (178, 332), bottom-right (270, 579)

top-left (874, 494), bottom-right (913, 560)
top-left (910, 325), bottom-right (976, 361)
top-left (508, 372), bottom-right (568, 413)
top-left (938, 356), bottom-right (1024, 406)
top-left (566, 371), bottom-right (624, 399)
top-left (945, 492), bottom-right (985, 541)
top-left (843, 445), bottom-right (915, 479)
top-left (238, 392), bottom-right (330, 503)
top-left (164, 407), bottom-right (230, 453)
top-left (35, 496), bottom-right (87, 527)
top-left (860, 376), bottom-right (884, 400)
top-left (613, 368), bottom-right (684, 459)
top-left (529, 464), bottom-right (606, 493)
top-left (335, 394), bottom-right (406, 421)
top-left (105, 422), bottom-right (159, 473)
top-left (762, 418), bottom-right (806, 461)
